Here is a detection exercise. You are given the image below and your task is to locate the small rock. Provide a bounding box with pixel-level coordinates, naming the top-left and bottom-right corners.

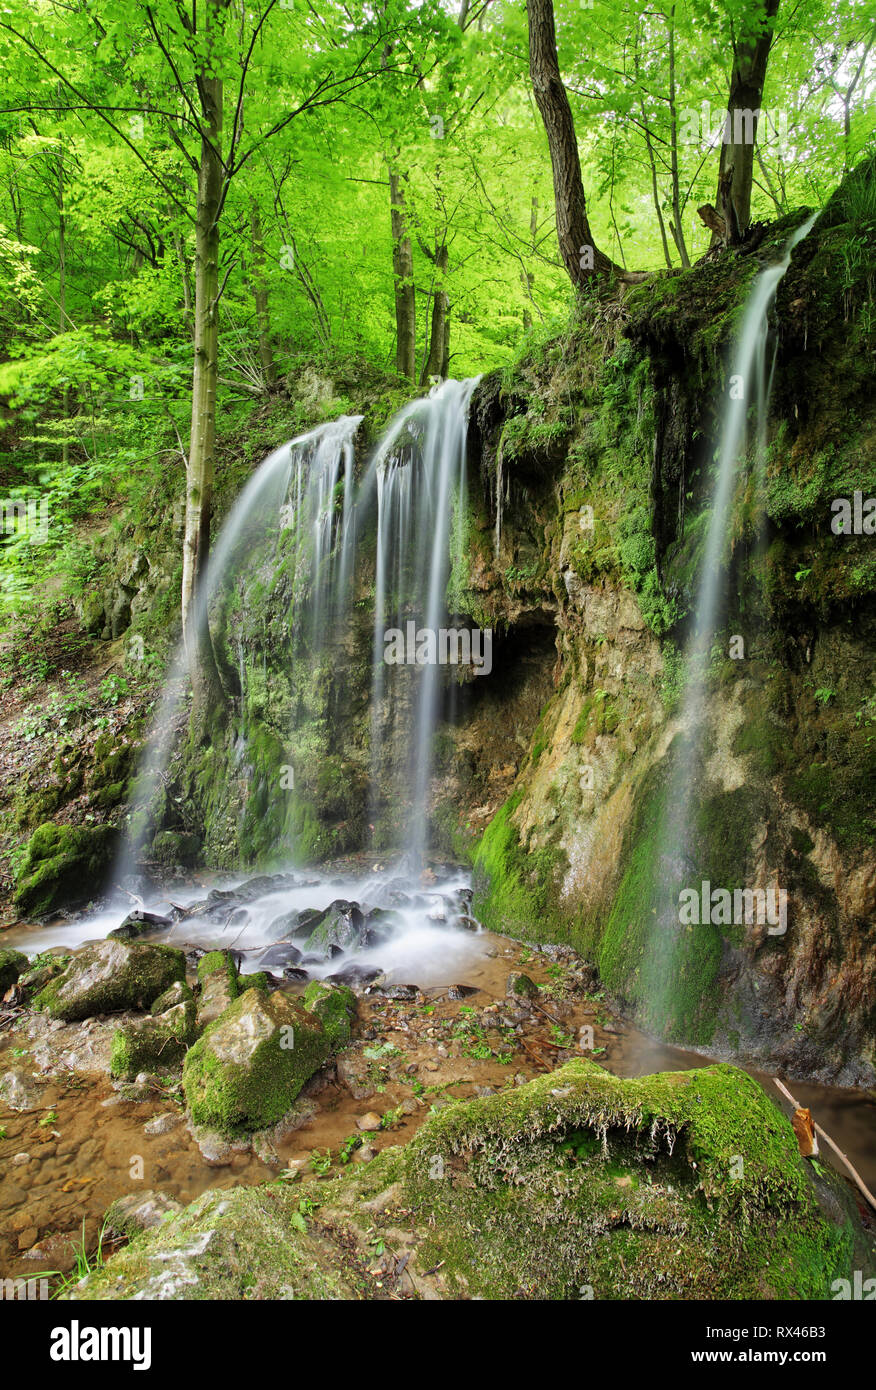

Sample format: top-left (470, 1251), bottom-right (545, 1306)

top-left (143, 1112), bottom-right (183, 1137)
top-left (13, 1152), bottom-right (31, 1165)
top-left (356, 1111), bottom-right (382, 1132)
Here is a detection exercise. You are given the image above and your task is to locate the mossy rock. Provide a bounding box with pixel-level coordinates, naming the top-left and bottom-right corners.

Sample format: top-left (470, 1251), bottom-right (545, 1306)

top-left (149, 830), bottom-right (202, 866)
top-left (182, 987), bottom-right (330, 1134)
top-left (33, 940), bottom-right (186, 1022)
top-left (402, 1059), bottom-right (869, 1300)
top-left (302, 980), bottom-right (357, 1049)
top-left (13, 822), bottom-right (116, 917)
top-left (61, 1185), bottom-right (371, 1300)
top-left (196, 950), bottom-right (240, 1027)
top-left (0, 948), bottom-right (28, 993)
top-left (110, 996), bottom-right (198, 1078)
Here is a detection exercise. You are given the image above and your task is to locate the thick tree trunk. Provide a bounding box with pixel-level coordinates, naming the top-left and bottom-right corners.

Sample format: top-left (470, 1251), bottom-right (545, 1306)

top-left (714, 0), bottom-right (781, 244)
top-left (390, 170), bottom-right (416, 379)
top-left (249, 203), bottom-right (276, 388)
top-left (527, 0), bottom-right (614, 284)
top-left (182, 63), bottom-right (225, 731)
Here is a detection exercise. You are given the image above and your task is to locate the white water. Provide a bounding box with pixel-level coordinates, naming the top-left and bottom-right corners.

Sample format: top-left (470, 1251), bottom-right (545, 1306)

top-left (645, 215), bottom-right (817, 1027)
top-left (366, 377), bottom-right (478, 864)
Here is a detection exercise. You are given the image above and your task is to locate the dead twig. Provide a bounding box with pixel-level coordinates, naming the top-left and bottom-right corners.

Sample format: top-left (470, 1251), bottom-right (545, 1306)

top-left (773, 1076), bottom-right (876, 1213)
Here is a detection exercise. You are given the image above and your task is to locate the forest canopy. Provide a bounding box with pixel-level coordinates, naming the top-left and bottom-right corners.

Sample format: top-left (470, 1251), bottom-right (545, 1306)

top-left (0, 0), bottom-right (872, 634)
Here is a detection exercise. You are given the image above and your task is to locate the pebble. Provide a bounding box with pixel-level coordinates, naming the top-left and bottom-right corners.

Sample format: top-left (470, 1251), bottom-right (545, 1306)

top-left (144, 1112), bottom-right (183, 1137)
top-left (12, 1152), bottom-right (31, 1165)
top-left (356, 1112), bottom-right (382, 1132)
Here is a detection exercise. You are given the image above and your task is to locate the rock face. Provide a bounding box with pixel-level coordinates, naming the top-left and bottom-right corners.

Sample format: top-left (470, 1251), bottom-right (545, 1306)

top-left (33, 940), bottom-right (186, 1022)
top-left (63, 1060), bottom-right (874, 1302)
top-left (182, 987), bottom-right (330, 1134)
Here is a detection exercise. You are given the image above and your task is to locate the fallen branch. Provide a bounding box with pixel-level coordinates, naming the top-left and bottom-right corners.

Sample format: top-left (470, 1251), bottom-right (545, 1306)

top-left (773, 1076), bottom-right (876, 1213)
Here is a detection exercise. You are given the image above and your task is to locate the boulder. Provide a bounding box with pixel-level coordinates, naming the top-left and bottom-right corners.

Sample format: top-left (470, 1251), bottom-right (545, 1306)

top-left (302, 980), bottom-right (357, 1049)
top-left (108, 910), bottom-right (173, 942)
top-left (0, 947), bottom-right (28, 993)
top-left (182, 987), bottom-right (331, 1133)
top-left (110, 985), bottom-right (197, 1077)
top-left (303, 900), bottom-right (365, 957)
top-left (13, 822), bottom-right (115, 917)
top-left (196, 950), bottom-right (239, 1027)
top-left (148, 831), bottom-right (201, 867)
top-left (33, 940), bottom-right (186, 1022)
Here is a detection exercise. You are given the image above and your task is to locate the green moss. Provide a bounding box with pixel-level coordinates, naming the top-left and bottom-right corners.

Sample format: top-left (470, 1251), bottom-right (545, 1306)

top-left (302, 980), bottom-right (357, 1049)
top-left (110, 995), bottom-right (197, 1078)
top-left (33, 941), bottom-right (186, 1022)
top-left (0, 948), bottom-right (28, 993)
top-left (472, 787), bottom-right (568, 941)
top-left (402, 1059), bottom-right (858, 1300)
top-left (13, 821), bottom-right (115, 917)
top-left (182, 988), bottom-right (330, 1134)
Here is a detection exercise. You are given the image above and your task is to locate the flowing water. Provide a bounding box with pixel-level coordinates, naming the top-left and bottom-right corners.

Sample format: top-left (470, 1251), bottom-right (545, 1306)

top-left (642, 216), bottom-right (819, 1033)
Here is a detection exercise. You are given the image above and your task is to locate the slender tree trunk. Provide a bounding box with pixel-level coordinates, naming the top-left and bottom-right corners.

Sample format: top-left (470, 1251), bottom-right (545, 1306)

top-left (390, 170), bottom-right (416, 379)
top-left (527, 0), bottom-right (614, 284)
top-left (58, 149), bottom-right (69, 469)
top-left (666, 8), bottom-right (690, 267)
top-left (714, 0), bottom-right (781, 244)
top-left (174, 231), bottom-right (194, 338)
top-left (182, 50), bottom-right (225, 728)
top-left (522, 194), bottom-right (538, 327)
top-left (421, 241), bottom-right (449, 383)
top-left (249, 202), bottom-right (276, 387)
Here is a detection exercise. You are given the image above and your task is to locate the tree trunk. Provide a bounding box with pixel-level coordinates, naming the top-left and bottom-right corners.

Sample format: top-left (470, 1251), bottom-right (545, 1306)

top-left (527, 0), bottom-right (613, 284)
top-left (420, 241), bottom-right (449, 384)
top-left (390, 170), bottom-right (416, 379)
top-left (182, 52), bottom-right (225, 730)
top-left (714, 0), bottom-right (781, 244)
top-left (249, 202), bottom-right (276, 387)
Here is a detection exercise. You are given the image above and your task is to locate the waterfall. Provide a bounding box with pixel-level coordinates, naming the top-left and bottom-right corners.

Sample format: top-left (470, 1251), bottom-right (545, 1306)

top-left (366, 377), bottom-right (479, 865)
top-left (642, 215), bottom-right (817, 1035)
top-left (113, 383), bottom-right (478, 895)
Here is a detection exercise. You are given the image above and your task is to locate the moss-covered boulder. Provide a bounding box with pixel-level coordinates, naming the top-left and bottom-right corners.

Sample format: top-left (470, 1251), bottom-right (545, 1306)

top-left (149, 830), bottom-right (202, 867)
top-left (110, 1004), bottom-right (197, 1078)
top-left (110, 981), bottom-right (197, 1077)
top-left (63, 1186), bottom-right (370, 1300)
top-left (33, 940), bottom-right (186, 1022)
top-left (0, 947), bottom-right (28, 993)
top-left (402, 1059), bottom-right (870, 1299)
top-left (13, 822), bottom-right (115, 917)
top-left (196, 949), bottom-right (239, 1027)
top-left (182, 987), bottom-right (330, 1134)
top-left (302, 980), bottom-right (357, 1049)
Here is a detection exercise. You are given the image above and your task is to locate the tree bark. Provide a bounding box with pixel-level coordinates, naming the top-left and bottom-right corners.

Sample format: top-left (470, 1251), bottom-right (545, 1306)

top-left (182, 14), bottom-right (225, 731)
top-left (249, 202), bottom-right (276, 388)
top-left (714, 0), bottom-right (782, 244)
top-left (390, 170), bottom-right (416, 379)
top-left (420, 240), bottom-right (449, 383)
top-left (527, 0), bottom-right (613, 284)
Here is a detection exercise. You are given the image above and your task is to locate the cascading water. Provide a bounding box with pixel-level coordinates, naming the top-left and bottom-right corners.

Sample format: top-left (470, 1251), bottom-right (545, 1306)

top-left (15, 383), bottom-right (485, 985)
top-left (641, 214), bottom-right (818, 1034)
top-left (366, 378), bottom-right (478, 865)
